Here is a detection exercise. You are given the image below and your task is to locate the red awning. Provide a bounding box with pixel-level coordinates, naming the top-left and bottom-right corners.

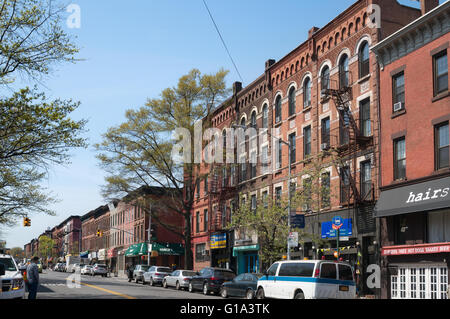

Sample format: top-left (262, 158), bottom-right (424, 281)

top-left (382, 242), bottom-right (450, 256)
top-left (107, 248), bottom-right (117, 258)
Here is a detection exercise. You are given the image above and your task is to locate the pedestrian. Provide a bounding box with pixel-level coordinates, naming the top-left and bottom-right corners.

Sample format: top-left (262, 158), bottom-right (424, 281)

top-left (171, 264), bottom-right (177, 271)
top-left (26, 256), bottom-right (40, 299)
top-left (127, 263), bottom-right (134, 282)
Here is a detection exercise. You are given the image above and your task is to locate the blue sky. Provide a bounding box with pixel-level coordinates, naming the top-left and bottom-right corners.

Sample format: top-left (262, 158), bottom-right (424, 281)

top-left (2, 0), bottom-right (434, 248)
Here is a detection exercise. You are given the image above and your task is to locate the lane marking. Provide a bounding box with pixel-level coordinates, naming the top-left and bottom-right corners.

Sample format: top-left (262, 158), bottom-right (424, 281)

top-left (70, 280), bottom-right (137, 299)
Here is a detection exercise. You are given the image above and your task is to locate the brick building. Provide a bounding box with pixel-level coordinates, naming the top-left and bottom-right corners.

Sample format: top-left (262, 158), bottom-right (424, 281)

top-left (110, 186), bottom-right (184, 276)
top-left (81, 204), bottom-right (111, 264)
top-left (372, 0), bottom-right (449, 299)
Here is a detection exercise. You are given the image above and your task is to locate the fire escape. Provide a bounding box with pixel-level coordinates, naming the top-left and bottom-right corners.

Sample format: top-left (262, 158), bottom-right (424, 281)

top-left (321, 70), bottom-right (376, 234)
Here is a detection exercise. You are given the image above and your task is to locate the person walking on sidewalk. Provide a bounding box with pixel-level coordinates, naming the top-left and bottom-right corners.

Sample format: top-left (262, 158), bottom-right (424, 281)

top-left (26, 256), bottom-right (40, 299)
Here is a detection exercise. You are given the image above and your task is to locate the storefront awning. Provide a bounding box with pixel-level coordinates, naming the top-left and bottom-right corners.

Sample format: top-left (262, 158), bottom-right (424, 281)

top-left (152, 243), bottom-right (184, 256)
top-left (374, 176), bottom-right (450, 217)
top-left (125, 243), bottom-right (145, 257)
top-left (232, 244), bottom-right (259, 257)
top-left (80, 251), bottom-right (89, 258)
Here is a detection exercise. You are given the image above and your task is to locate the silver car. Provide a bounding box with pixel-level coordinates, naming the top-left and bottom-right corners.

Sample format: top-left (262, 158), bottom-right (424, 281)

top-left (81, 265), bottom-right (93, 275)
top-left (92, 264), bottom-right (108, 277)
top-left (133, 264), bottom-right (150, 283)
top-left (143, 266), bottom-right (172, 286)
top-left (163, 270), bottom-right (197, 290)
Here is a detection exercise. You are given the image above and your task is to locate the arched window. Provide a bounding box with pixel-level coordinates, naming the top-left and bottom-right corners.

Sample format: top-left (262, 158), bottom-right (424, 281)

top-left (262, 104), bottom-right (268, 128)
top-left (339, 54), bottom-right (349, 88)
top-left (303, 77), bottom-right (312, 108)
top-left (275, 95), bottom-right (282, 123)
top-left (359, 41), bottom-right (370, 78)
top-left (321, 66), bottom-right (330, 92)
top-left (240, 117), bottom-right (246, 129)
top-left (251, 111), bottom-right (257, 129)
top-left (288, 86), bottom-right (296, 116)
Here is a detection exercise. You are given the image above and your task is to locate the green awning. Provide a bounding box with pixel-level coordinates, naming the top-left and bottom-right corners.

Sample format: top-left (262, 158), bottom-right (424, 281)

top-left (125, 243), bottom-right (147, 257)
top-left (152, 242), bottom-right (184, 256)
top-left (233, 244), bottom-right (259, 257)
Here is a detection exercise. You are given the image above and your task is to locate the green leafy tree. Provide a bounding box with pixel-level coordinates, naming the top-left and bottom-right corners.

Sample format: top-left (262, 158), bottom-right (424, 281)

top-left (0, 0), bottom-right (84, 225)
top-left (0, 88), bottom-right (87, 225)
top-left (96, 69), bottom-right (230, 269)
top-left (10, 246), bottom-right (24, 259)
top-left (0, 0), bottom-right (79, 84)
top-left (38, 235), bottom-right (54, 264)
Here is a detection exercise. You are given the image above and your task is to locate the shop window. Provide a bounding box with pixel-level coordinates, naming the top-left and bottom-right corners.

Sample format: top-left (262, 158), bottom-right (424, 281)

top-left (428, 210), bottom-right (450, 243)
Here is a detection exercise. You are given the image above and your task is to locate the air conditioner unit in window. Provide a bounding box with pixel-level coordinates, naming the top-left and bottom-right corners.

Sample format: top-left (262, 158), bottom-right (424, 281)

top-left (393, 102), bottom-right (404, 112)
top-left (321, 143), bottom-right (330, 151)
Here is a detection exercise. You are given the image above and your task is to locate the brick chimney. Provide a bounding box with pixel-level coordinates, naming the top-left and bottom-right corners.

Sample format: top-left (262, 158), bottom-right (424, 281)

top-left (420, 0), bottom-right (439, 15)
top-left (308, 26), bottom-right (319, 39)
top-left (233, 81), bottom-right (242, 96)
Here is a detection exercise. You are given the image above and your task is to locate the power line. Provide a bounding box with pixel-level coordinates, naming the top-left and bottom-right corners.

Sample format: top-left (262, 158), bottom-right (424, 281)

top-left (202, 0), bottom-right (244, 84)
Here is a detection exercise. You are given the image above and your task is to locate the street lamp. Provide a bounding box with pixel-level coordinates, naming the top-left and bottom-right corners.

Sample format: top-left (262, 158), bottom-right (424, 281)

top-left (232, 124), bottom-right (293, 260)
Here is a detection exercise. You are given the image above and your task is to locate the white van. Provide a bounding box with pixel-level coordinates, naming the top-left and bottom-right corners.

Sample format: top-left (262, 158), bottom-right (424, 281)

top-left (256, 260), bottom-right (356, 299)
top-left (0, 254), bottom-right (26, 299)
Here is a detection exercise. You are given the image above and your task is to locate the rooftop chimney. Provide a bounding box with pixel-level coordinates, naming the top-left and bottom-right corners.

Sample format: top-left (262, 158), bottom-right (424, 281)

top-left (265, 59), bottom-right (276, 70)
top-left (233, 81), bottom-right (242, 95)
top-left (308, 26), bottom-right (319, 39)
top-left (420, 0), bottom-right (439, 15)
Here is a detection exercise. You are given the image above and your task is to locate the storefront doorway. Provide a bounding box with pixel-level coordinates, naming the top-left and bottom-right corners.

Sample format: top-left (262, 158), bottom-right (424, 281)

top-left (244, 252), bottom-right (258, 273)
top-left (391, 265), bottom-right (448, 299)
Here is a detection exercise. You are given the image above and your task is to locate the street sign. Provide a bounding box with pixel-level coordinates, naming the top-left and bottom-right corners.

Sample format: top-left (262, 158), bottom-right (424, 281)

top-left (291, 214), bottom-right (305, 229)
top-left (288, 232), bottom-right (298, 248)
top-left (321, 219), bottom-right (353, 239)
top-left (332, 216), bottom-right (343, 229)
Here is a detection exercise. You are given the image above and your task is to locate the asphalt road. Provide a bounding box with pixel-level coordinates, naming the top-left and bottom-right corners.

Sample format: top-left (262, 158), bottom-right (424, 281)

top-left (33, 270), bottom-right (223, 299)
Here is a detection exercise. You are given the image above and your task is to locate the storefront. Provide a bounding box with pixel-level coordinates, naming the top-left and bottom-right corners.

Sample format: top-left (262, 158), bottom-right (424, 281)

top-left (375, 175), bottom-right (450, 299)
top-left (233, 245), bottom-right (259, 274)
top-left (98, 249), bottom-right (106, 263)
top-left (125, 242), bottom-right (184, 268)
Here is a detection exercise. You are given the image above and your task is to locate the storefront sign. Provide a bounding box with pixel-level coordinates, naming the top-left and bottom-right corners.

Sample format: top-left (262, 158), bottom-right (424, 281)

top-left (98, 249), bottom-right (106, 260)
top-left (382, 243), bottom-right (450, 256)
top-left (107, 248), bottom-right (117, 258)
top-left (375, 176), bottom-right (450, 217)
top-left (210, 233), bottom-right (227, 249)
top-left (321, 219), bottom-right (352, 239)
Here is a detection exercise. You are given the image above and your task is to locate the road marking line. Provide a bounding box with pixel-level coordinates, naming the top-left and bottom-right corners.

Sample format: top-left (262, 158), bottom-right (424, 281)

top-left (72, 281), bottom-right (137, 299)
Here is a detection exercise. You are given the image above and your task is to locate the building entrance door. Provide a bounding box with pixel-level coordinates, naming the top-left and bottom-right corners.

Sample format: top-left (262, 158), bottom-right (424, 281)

top-left (244, 253), bottom-right (258, 273)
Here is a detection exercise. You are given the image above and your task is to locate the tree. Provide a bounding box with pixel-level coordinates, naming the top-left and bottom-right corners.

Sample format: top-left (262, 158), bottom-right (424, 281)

top-left (10, 246), bottom-right (24, 259)
top-left (0, 0), bottom-right (84, 225)
top-left (0, 88), bottom-right (87, 225)
top-left (38, 235), bottom-right (54, 263)
top-left (0, 0), bottom-right (79, 84)
top-left (96, 68), bottom-right (230, 269)
top-left (229, 154), bottom-right (340, 270)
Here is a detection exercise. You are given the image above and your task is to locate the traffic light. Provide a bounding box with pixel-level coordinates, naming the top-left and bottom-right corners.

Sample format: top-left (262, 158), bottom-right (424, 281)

top-left (23, 217), bottom-right (31, 227)
top-left (96, 230), bottom-right (103, 237)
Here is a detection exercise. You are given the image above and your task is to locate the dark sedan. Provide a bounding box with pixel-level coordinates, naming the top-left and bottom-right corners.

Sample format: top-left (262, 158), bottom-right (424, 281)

top-left (188, 267), bottom-right (235, 295)
top-left (220, 273), bottom-right (263, 299)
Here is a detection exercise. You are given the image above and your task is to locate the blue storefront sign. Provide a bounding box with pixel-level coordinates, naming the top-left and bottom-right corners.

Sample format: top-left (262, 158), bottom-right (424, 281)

top-left (321, 218), bottom-right (352, 239)
top-left (210, 233), bottom-right (227, 249)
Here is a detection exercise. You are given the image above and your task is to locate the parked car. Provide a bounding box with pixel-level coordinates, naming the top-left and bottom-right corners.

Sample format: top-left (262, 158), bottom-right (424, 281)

top-left (54, 263), bottom-right (64, 272)
top-left (132, 264), bottom-right (150, 283)
top-left (220, 273), bottom-right (263, 299)
top-left (162, 270), bottom-right (197, 290)
top-left (92, 264), bottom-right (108, 277)
top-left (256, 260), bottom-right (356, 299)
top-left (0, 254), bottom-right (25, 299)
top-left (143, 266), bottom-right (172, 286)
top-left (189, 267), bottom-right (236, 295)
top-left (81, 265), bottom-right (93, 275)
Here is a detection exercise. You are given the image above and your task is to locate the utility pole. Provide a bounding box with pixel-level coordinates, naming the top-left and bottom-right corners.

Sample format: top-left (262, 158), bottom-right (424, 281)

top-left (147, 203), bottom-right (152, 266)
